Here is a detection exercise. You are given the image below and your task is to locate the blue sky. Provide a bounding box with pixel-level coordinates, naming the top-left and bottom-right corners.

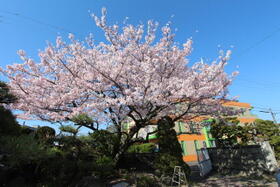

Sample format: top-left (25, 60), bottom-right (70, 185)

top-left (1, 0), bottom-right (280, 133)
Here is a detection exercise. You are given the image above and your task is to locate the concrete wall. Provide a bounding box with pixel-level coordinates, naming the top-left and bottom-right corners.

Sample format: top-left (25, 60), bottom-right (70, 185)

top-left (207, 143), bottom-right (278, 176)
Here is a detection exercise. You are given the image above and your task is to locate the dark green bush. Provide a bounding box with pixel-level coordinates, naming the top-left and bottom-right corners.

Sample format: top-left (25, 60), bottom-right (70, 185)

top-left (94, 156), bottom-right (116, 179)
top-left (0, 106), bottom-right (21, 136)
top-left (155, 116), bottom-right (190, 177)
top-left (71, 113), bottom-right (94, 126)
top-left (20, 126), bottom-right (35, 135)
top-left (0, 135), bottom-right (55, 167)
top-left (127, 143), bottom-right (156, 153)
top-left (1, 129), bottom-right (115, 186)
top-left (35, 126), bottom-right (56, 145)
top-left (0, 81), bottom-right (20, 136)
top-left (253, 119), bottom-right (280, 160)
top-left (154, 153), bottom-right (189, 177)
top-left (0, 81), bottom-right (17, 104)
top-left (157, 116), bottom-right (182, 158)
top-left (59, 125), bottom-right (79, 136)
top-left (210, 118), bottom-right (253, 147)
top-left (137, 175), bottom-right (160, 187)
top-left (88, 130), bottom-right (119, 157)
top-left (0, 134), bottom-right (62, 186)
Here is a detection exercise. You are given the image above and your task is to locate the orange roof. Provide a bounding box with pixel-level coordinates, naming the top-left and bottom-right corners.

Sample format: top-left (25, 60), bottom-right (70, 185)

top-left (237, 117), bottom-right (256, 123)
top-left (146, 101), bottom-right (253, 124)
top-left (181, 116), bottom-right (210, 122)
top-left (173, 98), bottom-right (252, 109)
top-left (221, 101), bottom-right (252, 108)
top-left (149, 117), bottom-right (256, 125)
top-left (149, 115), bottom-right (209, 124)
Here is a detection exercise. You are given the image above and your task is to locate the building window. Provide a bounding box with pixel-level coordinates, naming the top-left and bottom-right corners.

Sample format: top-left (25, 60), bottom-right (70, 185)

top-left (211, 140), bottom-right (216, 147)
top-left (178, 122), bottom-right (185, 133)
top-left (203, 141), bottom-right (207, 148)
top-left (181, 141), bottom-right (187, 155)
top-left (194, 140), bottom-right (200, 150)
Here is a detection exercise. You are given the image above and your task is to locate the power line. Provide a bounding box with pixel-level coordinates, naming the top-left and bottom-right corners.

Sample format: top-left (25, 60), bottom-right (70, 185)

top-left (249, 106), bottom-right (280, 123)
top-left (0, 10), bottom-right (79, 36)
top-left (259, 108), bottom-right (278, 123)
top-left (252, 105), bottom-right (280, 112)
top-left (235, 78), bottom-right (280, 87)
top-left (230, 84), bottom-right (278, 93)
top-left (254, 106), bottom-right (280, 111)
top-left (1, 10), bottom-right (280, 103)
top-left (230, 22), bottom-right (280, 87)
top-left (235, 26), bottom-right (280, 58)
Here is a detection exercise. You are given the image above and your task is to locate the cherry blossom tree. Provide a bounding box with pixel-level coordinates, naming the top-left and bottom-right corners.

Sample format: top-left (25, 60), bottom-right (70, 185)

top-left (0, 8), bottom-right (238, 161)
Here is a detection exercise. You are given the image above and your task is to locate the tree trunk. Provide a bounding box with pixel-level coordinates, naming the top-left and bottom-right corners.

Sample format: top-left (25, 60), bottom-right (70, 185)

top-left (113, 143), bottom-right (129, 163)
top-left (113, 123), bottom-right (141, 163)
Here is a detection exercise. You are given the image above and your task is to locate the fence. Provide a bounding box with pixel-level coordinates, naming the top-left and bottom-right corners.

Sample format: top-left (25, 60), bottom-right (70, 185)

top-left (207, 141), bottom-right (278, 176)
top-left (196, 148), bottom-right (212, 176)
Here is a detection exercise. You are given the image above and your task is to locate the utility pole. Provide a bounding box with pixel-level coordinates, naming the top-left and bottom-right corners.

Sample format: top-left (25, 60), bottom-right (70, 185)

top-left (259, 108), bottom-right (278, 124)
top-left (269, 108), bottom-right (278, 124)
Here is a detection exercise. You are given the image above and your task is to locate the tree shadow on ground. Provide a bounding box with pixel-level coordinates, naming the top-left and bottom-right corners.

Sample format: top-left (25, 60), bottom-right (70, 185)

top-left (190, 172), bottom-right (276, 187)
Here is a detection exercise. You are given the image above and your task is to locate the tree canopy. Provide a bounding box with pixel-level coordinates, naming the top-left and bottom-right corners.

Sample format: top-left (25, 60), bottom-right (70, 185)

top-left (1, 9), bottom-right (237, 126)
top-left (0, 9), bottom-right (239, 161)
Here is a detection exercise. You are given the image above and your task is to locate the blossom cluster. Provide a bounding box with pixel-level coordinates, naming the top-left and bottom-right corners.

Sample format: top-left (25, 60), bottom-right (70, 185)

top-left (0, 9), bottom-right (238, 125)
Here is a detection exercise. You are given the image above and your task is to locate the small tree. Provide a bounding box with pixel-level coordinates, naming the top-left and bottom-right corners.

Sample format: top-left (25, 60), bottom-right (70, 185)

top-left (210, 118), bottom-right (253, 147)
top-left (155, 116), bottom-right (190, 176)
top-left (59, 125), bottom-right (79, 136)
top-left (253, 119), bottom-right (280, 139)
top-left (0, 81), bottom-right (20, 135)
top-left (35, 126), bottom-right (56, 144)
top-left (157, 116), bottom-right (182, 158)
top-left (1, 9), bottom-right (238, 162)
top-left (0, 81), bottom-right (17, 104)
top-left (253, 119), bottom-right (280, 159)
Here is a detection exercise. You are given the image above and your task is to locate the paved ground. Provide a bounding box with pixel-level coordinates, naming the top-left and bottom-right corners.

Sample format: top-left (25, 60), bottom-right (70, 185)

top-left (191, 174), bottom-right (278, 187)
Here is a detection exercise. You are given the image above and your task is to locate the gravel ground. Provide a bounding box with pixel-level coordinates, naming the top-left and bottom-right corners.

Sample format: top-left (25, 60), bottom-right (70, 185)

top-left (191, 173), bottom-right (278, 187)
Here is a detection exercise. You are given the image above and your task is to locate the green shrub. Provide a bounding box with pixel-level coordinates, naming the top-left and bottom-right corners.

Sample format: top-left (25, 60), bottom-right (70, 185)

top-left (255, 119), bottom-right (280, 160)
top-left (59, 125), bottom-right (79, 136)
top-left (137, 175), bottom-right (160, 187)
top-left (1, 125), bottom-right (119, 186)
top-left (20, 126), bottom-right (35, 135)
top-left (0, 134), bottom-right (61, 186)
top-left (0, 81), bottom-right (20, 136)
top-left (35, 126), bottom-right (56, 145)
top-left (155, 116), bottom-right (190, 177)
top-left (210, 118), bottom-right (253, 147)
top-left (71, 113), bottom-right (94, 126)
top-left (154, 153), bottom-right (189, 176)
top-left (127, 143), bottom-right (156, 153)
top-left (94, 156), bottom-right (116, 179)
top-left (0, 81), bottom-right (17, 104)
top-left (157, 116), bottom-right (182, 158)
top-left (89, 130), bottom-right (119, 157)
top-left (0, 106), bottom-right (21, 136)
top-left (0, 135), bottom-right (54, 167)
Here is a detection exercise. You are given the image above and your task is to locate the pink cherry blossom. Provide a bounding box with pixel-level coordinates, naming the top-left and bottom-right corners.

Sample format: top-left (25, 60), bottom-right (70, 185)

top-left (1, 9), bottom-right (238, 129)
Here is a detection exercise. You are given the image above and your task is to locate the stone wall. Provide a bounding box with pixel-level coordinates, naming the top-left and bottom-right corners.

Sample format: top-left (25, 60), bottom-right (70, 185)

top-left (207, 144), bottom-right (277, 176)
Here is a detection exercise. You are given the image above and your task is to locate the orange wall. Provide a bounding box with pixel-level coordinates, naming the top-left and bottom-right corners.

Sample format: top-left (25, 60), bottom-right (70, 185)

top-left (149, 135), bottom-right (204, 163)
top-left (177, 134), bottom-right (206, 141)
top-left (183, 155), bottom-right (198, 162)
top-left (149, 134), bottom-right (207, 143)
